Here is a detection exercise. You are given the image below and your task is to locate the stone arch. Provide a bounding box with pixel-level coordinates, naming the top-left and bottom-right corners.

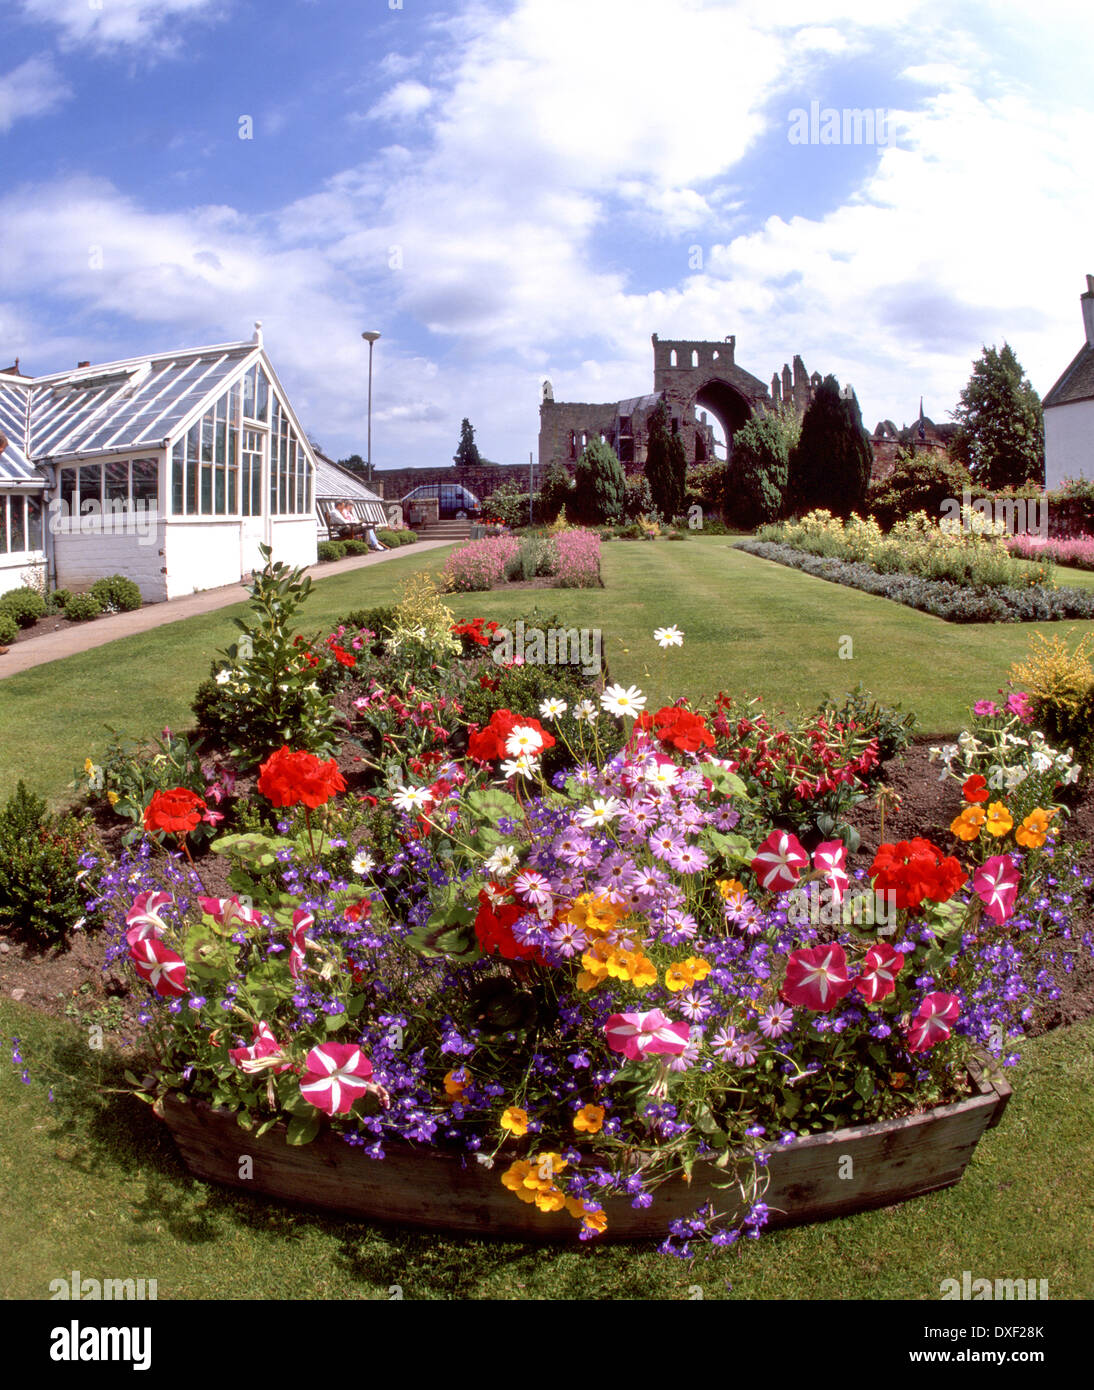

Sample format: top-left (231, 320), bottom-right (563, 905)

top-left (691, 379), bottom-right (753, 460)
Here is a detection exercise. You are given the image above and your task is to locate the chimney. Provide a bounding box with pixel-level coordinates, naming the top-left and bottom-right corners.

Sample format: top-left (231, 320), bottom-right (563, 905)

top-left (77, 360), bottom-right (90, 368)
top-left (1082, 274), bottom-right (1094, 348)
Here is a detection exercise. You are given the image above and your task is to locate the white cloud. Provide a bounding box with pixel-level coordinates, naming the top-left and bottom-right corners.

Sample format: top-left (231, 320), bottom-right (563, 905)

top-left (17, 0), bottom-right (223, 53)
top-left (367, 81), bottom-right (434, 122)
top-left (0, 54), bottom-right (72, 132)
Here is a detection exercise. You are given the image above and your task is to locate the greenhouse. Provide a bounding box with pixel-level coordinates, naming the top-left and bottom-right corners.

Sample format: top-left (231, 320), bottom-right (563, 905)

top-left (0, 325), bottom-right (318, 602)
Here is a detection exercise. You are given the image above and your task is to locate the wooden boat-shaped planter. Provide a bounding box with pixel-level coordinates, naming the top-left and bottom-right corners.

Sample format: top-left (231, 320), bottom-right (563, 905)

top-left (160, 1059), bottom-right (1010, 1241)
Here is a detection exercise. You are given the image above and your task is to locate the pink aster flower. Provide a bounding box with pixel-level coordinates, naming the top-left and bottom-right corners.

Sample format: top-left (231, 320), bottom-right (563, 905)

top-left (649, 825), bottom-right (686, 863)
top-left (130, 936), bottom-right (188, 997)
top-left (299, 1042), bottom-right (374, 1115)
top-left (605, 1009), bottom-right (690, 1060)
top-left (780, 943), bottom-right (853, 1013)
top-left (855, 943), bottom-right (905, 1004)
top-left (972, 854), bottom-right (1021, 925)
top-left (513, 870), bottom-right (552, 906)
top-left (1006, 691), bottom-right (1033, 723)
top-left (752, 829), bottom-right (808, 892)
top-left (907, 992), bottom-right (960, 1054)
top-left (758, 1001), bottom-right (794, 1038)
top-left (973, 699), bottom-right (999, 717)
top-left (667, 842), bottom-right (710, 875)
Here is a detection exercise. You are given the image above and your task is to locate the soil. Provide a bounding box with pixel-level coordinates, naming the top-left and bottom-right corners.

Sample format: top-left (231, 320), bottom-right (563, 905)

top-left (2, 737), bottom-right (1091, 1053)
top-left (0, 611), bottom-right (86, 647)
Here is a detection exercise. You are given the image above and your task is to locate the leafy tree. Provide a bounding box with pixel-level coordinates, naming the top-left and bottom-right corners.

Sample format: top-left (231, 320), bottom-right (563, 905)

top-left (337, 454), bottom-right (366, 475)
top-left (572, 437), bottom-right (626, 525)
top-left (728, 404), bottom-right (801, 526)
top-left (538, 461), bottom-right (573, 522)
top-left (644, 399), bottom-right (688, 520)
top-left (454, 418), bottom-right (482, 472)
top-left (867, 447), bottom-right (973, 529)
top-left (950, 344), bottom-right (1044, 490)
top-left (787, 376), bottom-right (873, 518)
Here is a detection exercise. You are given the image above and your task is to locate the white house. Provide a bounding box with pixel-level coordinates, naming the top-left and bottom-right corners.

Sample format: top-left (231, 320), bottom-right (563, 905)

top-left (1044, 275), bottom-right (1094, 490)
top-left (0, 325), bottom-right (318, 602)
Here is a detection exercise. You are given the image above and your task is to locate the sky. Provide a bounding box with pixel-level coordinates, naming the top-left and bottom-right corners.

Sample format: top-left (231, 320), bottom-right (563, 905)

top-left (1, 0), bottom-right (1092, 469)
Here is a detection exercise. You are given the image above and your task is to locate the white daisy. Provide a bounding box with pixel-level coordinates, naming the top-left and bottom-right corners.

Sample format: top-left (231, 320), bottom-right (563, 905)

top-left (600, 684), bottom-right (647, 718)
top-left (215, 668), bottom-right (232, 686)
top-left (484, 844), bottom-right (520, 878)
top-left (653, 625), bottom-right (684, 649)
top-left (643, 760), bottom-right (679, 788)
top-left (500, 754), bottom-right (538, 779)
top-left (572, 699), bottom-right (598, 723)
top-left (391, 785), bottom-right (431, 813)
top-left (575, 796), bottom-right (623, 828)
top-left (505, 725), bottom-right (544, 757)
top-left (352, 850), bottom-right (375, 875)
top-left (539, 697), bottom-right (567, 720)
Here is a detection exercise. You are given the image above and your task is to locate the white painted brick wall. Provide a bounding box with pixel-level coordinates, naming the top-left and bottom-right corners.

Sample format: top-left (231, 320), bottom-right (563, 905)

top-left (164, 522), bottom-right (250, 600)
top-left (0, 556), bottom-right (46, 598)
top-left (55, 522), bottom-right (169, 603)
top-left (1045, 400), bottom-right (1094, 490)
top-left (271, 517), bottom-right (318, 570)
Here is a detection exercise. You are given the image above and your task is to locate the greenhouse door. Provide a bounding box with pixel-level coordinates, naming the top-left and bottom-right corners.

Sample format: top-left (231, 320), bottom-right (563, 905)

top-left (239, 426), bottom-right (268, 574)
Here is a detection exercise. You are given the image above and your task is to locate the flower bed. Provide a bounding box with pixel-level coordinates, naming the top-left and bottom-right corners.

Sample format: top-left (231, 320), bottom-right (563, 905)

top-left (65, 565), bottom-right (1093, 1252)
top-left (736, 539), bottom-right (1094, 623)
top-left (1006, 533), bottom-right (1094, 572)
top-left (442, 530), bottom-right (601, 592)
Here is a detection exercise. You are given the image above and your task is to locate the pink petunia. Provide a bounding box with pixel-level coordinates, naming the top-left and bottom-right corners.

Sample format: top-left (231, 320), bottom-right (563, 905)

top-left (605, 1009), bottom-right (690, 1060)
top-left (129, 936), bottom-right (188, 997)
top-left (198, 895), bottom-right (262, 929)
top-left (972, 854), bottom-right (1021, 925)
top-left (813, 840), bottom-right (850, 901)
top-left (752, 829), bottom-right (809, 893)
top-left (299, 1042), bottom-right (374, 1115)
top-left (124, 891), bottom-right (173, 948)
top-left (229, 1021), bottom-right (292, 1073)
top-left (288, 908), bottom-right (315, 979)
top-left (907, 992), bottom-right (960, 1054)
top-left (855, 943), bottom-right (905, 1004)
top-left (780, 943), bottom-right (853, 1012)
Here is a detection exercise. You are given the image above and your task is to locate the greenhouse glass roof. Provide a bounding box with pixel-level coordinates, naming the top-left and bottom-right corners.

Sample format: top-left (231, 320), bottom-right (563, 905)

top-left (0, 341), bottom-right (260, 485)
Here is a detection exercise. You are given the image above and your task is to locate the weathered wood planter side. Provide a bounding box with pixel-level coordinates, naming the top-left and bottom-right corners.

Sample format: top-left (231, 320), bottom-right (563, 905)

top-left (161, 1063), bottom-right (1011, 1243)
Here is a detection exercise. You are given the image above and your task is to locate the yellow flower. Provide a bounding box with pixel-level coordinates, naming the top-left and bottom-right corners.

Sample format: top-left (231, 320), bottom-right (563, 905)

top-left (534, 1187), bottom-right (566, 1213)
top-left (664, 961), bottom-right (695, 992)
top-left (684, 955), bottom-right (711, 982)
top-left (581, 1206), bottom-right (608, 1235)
top-left (717, 878), bottom-right (747, 905)
top-left (1015, 808), bottom-right (1054, 849)
top-left (500, 1106), bottom-right (529, 1137)
top-left (564, 1195), bottom-right (587, 1220)
top-left (984, 801), bottom-right (1014, 838)
top-left (573, 1104), bottom-right (605, 1134)
top-left (627, 953), bottom-right (657, 989)
top-left (950, 805), bottom-right (986, 841)
top-left (443, 1067), bottom-right (469, 1100)
top-left (84, 757), bottom-right (94, 774)
top-left (107, 790), bottom-right (120, 807)
top-left (501, 1159), bottom-right (531, 1192)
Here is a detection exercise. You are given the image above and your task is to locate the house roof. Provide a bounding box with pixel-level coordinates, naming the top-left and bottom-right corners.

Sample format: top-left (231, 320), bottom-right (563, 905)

top-left (0, 339), bottom-right (261, 485)
top-left (1044, 343), bottom-right (1094, 409)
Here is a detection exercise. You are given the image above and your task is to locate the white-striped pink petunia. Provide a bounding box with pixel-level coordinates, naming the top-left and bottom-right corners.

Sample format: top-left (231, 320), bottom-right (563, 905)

top-left (299, 1042), bottom-right (374, 1115)
top-left (813, 840), bottom-right (850, 901)
top-left (971, 854), bottom-right (1021, 925)
top-left (752, 829), bottom-right (808, 892)
top-left (130, 936), bottom-right (188, 997)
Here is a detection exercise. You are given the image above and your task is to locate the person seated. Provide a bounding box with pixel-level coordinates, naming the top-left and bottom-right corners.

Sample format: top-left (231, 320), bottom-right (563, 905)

top-left (365, 526), bottom-right (387, 551)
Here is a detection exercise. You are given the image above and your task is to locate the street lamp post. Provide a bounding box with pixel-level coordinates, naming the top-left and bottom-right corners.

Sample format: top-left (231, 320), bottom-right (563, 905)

top-left (362, 331), bottom-right (381, 483)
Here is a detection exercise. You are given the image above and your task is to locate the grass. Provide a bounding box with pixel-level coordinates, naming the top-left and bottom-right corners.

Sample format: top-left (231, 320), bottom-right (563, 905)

top-left (4, 535), bottom-right (1094, 809)
top-left (2, 997), bottom-right (1089, 1300)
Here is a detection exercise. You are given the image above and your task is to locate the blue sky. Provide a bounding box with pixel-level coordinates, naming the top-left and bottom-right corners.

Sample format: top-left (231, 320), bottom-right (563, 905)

top-left (1, 0), bottom-right (1092, 468)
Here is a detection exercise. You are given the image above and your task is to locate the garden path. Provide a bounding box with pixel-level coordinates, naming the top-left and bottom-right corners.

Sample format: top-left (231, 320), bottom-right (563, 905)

top-left (0, 540), bottom-right (454, 680)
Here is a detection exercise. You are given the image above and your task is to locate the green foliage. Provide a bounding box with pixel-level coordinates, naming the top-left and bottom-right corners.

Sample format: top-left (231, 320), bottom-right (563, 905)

top-left (64, 594), bottom-right (104, 622)
top-left (342, 538), bottom-right (370, 556)
top-left (787, 377), bottom-right (873, 519)
top-left (341, 605), bottom-right (398, 652)
top-left (1010, 632), bottom-right (1094, 779)
top-left (729, 404), bottom-right (800, 526)
top-left (818, 683), bottom-right (917, 763)
top-left (504, 536), bottom-right (558, 582)
top-left (868, 448), bottom-right (974, 529)
top-left (571, 437), bottom-right (626, 525)
top-left (0, 781), bottom-right (96, 941)
top-left (951, 344), bottom-right (1044, 491)
top-left (453, 417), bottom-right (482, 471)
top-left (0, 611), bottom-right (17, 645)
top-left (622, 473), bottom-right (654, 521)
top-left (88, 575), bottom-right (142, 613)
top-left (378, 529), bottom-right (416, 547)
top-left (482, 481), bottom-right (531, 528)
top-left (87, 728), bottom-right (222, 848)
top-left (318, 540), bottom-right (347, 562)
top-left (684, 462), bottom-right (728, 517)
top-left (191, 543), bottom-right (342, 768)
top-left (644, 400), bottom-right (687, 521)
top-left (0, 587), bottom-right (46, 627)
top-left (538, 462), bottom-right (574, 523)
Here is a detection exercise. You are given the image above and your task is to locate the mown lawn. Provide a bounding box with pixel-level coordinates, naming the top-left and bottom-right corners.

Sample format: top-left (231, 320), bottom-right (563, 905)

top-left (3, 535), bottom-right (1094, 809)
top-left (1, 997), bottom-right (1089, 1300)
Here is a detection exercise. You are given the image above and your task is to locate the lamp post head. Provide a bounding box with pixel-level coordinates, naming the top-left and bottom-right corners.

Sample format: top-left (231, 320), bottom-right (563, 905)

top-left (362, 331), bottom-right (381, 344)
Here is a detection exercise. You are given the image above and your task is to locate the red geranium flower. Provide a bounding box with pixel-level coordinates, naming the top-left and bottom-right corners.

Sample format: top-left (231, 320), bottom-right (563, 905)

top-left (143, 787), bottom-right (206, 837)
top-left (870, 838), bottom-right (966, 912)
top-left (637, 706), bottom-right (715, 754)
top-left (962, 774), bottom-right (989, 804)
top-left (466, 709), bottom-right (555, 763)
top-left (473, 886), bottom-right (546, 964)
top-left (780, 943), bottom-right (853, 1012)
top-left (257, 747), bottom-right (347, 809)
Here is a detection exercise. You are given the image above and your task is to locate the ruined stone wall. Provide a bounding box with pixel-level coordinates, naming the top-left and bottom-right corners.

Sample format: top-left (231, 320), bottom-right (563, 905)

top-left (538, 402), bottom-right (620, 471)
